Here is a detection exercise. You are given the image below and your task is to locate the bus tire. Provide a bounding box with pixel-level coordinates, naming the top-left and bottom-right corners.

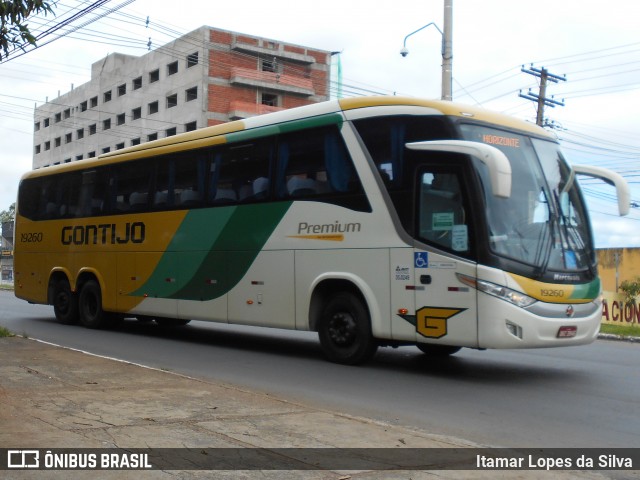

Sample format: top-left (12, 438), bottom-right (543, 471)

top-left (416, 343), bottom-right (461, 356)
top-left (52, 279), bottom-right (79, 325)
top-left (318, 292), bottom-right (377, 365)
top-left (78, 280), bottom-right (108, 329)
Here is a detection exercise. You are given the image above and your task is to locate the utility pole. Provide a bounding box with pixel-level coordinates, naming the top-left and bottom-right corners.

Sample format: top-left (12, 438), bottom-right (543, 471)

top-left (519, 65), bottom-right (566, 126)
top-left (442, 0), bottom-right (453, 101)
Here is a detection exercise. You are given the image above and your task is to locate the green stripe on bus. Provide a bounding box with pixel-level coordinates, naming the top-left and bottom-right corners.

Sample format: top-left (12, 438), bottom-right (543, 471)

top-left (570, 278), bottom-right (601, 300)
top-left (131, 202), bottom-right (292, 301)
top-left (225, 113), bottom-right (343, 144)
top-left (170, 202), bottom-right (291, 300)
top-left (130, 207), bottom-right (235, 298)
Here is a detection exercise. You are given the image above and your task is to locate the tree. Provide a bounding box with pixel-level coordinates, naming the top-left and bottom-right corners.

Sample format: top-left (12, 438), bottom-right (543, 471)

top-left (0, 202), bottom-right (15, 222)
top-left (620, 276), bottom-right (640, 307)
top-left (0, 1), bottom-right (55, 61)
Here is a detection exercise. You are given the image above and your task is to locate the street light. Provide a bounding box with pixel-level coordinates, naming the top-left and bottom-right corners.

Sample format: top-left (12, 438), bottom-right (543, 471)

top-left (400, 22), bottom-right (443, 58)
top-left (399, 0), bottom-right (453, 101)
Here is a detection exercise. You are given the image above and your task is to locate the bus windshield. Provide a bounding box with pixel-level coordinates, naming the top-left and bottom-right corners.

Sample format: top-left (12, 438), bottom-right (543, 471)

top-left (459, 124), bottom-right (595, 276)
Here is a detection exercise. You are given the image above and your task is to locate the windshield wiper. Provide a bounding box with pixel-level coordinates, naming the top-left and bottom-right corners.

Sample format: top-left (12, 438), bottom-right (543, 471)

top-left (553, 191), bottom-right (595, 276)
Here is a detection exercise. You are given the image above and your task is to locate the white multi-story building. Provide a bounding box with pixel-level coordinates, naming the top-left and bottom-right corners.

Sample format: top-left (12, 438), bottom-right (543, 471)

top-left (33, 26), bottom-right (331, 169)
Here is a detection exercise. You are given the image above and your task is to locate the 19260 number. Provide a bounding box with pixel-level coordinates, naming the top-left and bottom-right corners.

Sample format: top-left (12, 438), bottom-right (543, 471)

top-left (21, 232), bottom-right (43, 243)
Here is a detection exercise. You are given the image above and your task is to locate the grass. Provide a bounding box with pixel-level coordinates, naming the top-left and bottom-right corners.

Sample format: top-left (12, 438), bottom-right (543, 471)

top-left (0, 326), bottom-right (14, 337)
top-left (600, 323), bottom-right (640, 338)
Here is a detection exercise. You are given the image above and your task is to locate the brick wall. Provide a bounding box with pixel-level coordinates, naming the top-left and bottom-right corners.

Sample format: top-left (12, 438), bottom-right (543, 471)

top-left (207, 27), bottom-right (330, 122)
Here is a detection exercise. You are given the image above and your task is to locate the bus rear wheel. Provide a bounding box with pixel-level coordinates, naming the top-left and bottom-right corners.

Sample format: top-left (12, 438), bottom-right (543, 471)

top-left (318, 292), bottom-right (377, 365)
top-left (78, 280), bottom-right (108, 329)
top-left (52, 279), bottom-right (78, 325)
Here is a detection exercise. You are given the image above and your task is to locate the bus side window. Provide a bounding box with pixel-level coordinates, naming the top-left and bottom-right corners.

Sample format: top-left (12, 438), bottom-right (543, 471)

top-left (224, 138), bottom-right (273, 203)
top-left (276, 126), bottom-right (369, 211)
top-left (110, 160), bottom-right (152, 213)
top-left (78, 170), bottom-right (98, 217)
top-left (153, 157), bottom-right (175, 209)
top-left (175, 153), bottom-right (206, 208)
top-left (17, 177), bottom-right (42, 220)
top-left (278, 129), bottom-right (325, 198)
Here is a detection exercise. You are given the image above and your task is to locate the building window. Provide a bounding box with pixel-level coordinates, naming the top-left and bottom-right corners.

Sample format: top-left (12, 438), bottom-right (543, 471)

top-left (90, 96), bottom-right (98, 108)
top-left (131, 138), bottom-right (141, 146)
top-left (167, 61), bottom-right (178, 76)
top-left (89, 123), bottom-right (97, 135)
top-left (64, 108), bottom-right (71, 119)
top-left (80, 101), bottom-right (87, 112)
top-left (65, 133), bottom-right (72, 144)
top-left (166, 127), bottom-right (177, 137)
top-left (261, 93), bottom-right (279, 106)
top-left (133, 76), bottom-right (142, 90)
top-left (103, 118), bottom-right (111, 130)
top-left (76, 154), bottom-right (83, 161)
top-left (55, 112), bottom-right (61, 123)
top-left (118, 83), bottom-right (126, 96)
top-left (34, 121), bottom-right (40, 131)
top-left (132, 107), bottom-right (141, 120)
top-left (185, 86), bottom-right (197, 102)
top-left (147, 132), bottom-right (158, 142)
top-left (187, 52), bottom-right (198, 68)
top-left (88, 151), bottom-right (96, 158)
top-left (44, 141), bottom-right (51, 151)
top-left (54, 137), bottom-right (61, 147)
top-left (148, 101), bottom-right (159, 115)
top-left (116, 142), bottom-right (125, 150)
top-left (149, 69), bottom-right (159, 83)
top-left (117, 113), bottom-right (126, 125)
top-left (103, 90), bottom-right (112, 103)
top-left (44, 118), bottom-right (50, 127)
top-left (63, 158), bottom-right (71, 163)
top-left (35, 145), bottom-right (41, 154)
top-left (77, 128), bottom-right (84, 140)
top-left (261, 57), bottom-right (277, 73)
top-left (166, 93), bottom-right (177, 108)
top-left (102, 147), bottom-right (111, 154)
top-left (185, 121), bottom-right (197, 132)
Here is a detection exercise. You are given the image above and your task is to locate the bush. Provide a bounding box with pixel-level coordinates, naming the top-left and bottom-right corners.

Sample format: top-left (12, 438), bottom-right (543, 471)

top-left (619, 276), bottom-right (640, 307)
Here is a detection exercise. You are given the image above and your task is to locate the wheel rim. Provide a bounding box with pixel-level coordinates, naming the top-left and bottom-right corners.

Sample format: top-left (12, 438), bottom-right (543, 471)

top-left (84, 293), bottom-right (98, 319)
top-left (55, 291), bottom-right (70, 314)
top-left (327, 311), bottom-right (357, 347)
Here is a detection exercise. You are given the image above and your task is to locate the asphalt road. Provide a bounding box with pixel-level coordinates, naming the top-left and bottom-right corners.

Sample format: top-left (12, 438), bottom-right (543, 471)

top-left (1, 289), bottom-right (638, 449)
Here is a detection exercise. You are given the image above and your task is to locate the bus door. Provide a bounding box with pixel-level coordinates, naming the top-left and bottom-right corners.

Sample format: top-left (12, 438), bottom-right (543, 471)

top-left (412, 168), bottom-right (479, 348)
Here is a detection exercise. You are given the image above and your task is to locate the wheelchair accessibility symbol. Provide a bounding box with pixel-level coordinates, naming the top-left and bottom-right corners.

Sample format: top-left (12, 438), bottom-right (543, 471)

top-left (414, 252), bottom-right (429, 268)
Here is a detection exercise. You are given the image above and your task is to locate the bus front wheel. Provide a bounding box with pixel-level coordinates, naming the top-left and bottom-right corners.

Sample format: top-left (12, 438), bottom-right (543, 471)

top-left (318, 292), bottom-right (377, 365)
top-left (52, 279), bottom-right (78, 325)
top-left (78, 280), bottom-right (108, 329)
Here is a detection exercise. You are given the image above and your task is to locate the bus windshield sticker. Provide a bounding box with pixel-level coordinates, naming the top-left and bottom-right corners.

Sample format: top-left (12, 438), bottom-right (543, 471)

top-left (432, 212), bottom-right (454, 231)
top-left (451, 224), bottom-right (468, 252)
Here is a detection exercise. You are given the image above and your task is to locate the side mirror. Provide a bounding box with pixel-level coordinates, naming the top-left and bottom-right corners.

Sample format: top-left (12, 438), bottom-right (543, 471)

top-left (406, 140), bottom-right (512, 198)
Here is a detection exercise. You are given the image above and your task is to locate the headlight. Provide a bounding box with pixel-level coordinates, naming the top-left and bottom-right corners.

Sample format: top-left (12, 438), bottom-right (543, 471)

top-left (457, 273), bottom-right (537, 308)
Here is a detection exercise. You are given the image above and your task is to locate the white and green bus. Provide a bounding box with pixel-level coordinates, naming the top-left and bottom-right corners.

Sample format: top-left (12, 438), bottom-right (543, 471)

top-left (14, 96), bottom-right (629, 364)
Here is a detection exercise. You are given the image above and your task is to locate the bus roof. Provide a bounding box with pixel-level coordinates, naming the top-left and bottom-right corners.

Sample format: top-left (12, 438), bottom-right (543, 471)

top-left (23, 96), bottom-right (553, 180)
top-left (338, 96), bottom-right (553, 138)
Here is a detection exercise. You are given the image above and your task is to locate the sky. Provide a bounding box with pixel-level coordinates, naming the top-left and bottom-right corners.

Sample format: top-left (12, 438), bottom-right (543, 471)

top-left (1, 0), bottom-right (639, 248)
